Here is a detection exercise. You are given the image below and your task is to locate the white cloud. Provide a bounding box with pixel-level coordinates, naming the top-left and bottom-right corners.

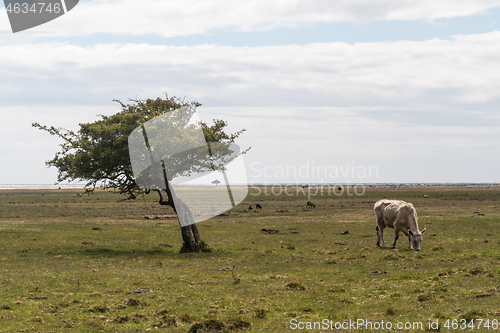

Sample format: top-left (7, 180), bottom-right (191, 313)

top-left (1, 32), bottom-right (500, 108)
top-left (3, 0), bottom-right (499, 37)
top-left (1, 30), bottom-right (500, 183)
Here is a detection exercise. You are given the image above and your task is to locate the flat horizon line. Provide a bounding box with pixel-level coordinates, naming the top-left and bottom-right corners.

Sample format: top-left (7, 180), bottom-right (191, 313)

top-left (1, 182), bottom-right (499, 188)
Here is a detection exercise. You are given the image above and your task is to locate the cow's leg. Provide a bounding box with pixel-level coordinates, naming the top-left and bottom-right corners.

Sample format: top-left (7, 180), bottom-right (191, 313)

top-left (391, 227), bottom-right (399, 249)
top-left (376, 226), bottom-right (381, 247)
top-left (377, 223), bottom-right (386, 247)
top-left (376, 215), bottom-right (386, 247)
top-left (376, 225), bottom-right (380, 246)
top-left (401, 229), bottom-right (412, 250)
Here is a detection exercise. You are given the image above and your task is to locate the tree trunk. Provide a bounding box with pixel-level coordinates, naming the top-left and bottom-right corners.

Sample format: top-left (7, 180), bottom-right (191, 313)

top-left (181, 225), bottom-right (198, 252)
top-left (156, 188), bottom-right (206, 253)
top-left (176, 198), bottom-right (202, 252)
top-left (190, 223), bottom-right (202, 244)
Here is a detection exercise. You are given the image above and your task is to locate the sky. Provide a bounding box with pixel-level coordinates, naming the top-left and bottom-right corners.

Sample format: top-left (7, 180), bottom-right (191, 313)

top-left (1, 0), bottom-right (500, 185)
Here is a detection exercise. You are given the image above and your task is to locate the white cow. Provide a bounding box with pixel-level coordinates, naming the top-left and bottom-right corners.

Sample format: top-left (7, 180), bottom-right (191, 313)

top-left (374, 199), bottom-right (426, 251)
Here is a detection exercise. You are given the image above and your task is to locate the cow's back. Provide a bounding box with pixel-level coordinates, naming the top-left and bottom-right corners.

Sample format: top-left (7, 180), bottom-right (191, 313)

top-left (374, 199), bottom-right (406, 228)
top-left (374, 200), bottom-right (405, 219)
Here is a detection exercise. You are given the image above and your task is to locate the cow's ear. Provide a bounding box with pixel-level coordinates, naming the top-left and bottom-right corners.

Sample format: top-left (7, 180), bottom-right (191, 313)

top-left (408, 229), bottom-right (413, 236)
top-left (421, 228), bottom-right (426, 234)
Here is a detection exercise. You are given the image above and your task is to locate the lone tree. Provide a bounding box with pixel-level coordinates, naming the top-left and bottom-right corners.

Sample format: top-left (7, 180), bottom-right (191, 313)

top-left (33, 96), bottom-right (247, 252)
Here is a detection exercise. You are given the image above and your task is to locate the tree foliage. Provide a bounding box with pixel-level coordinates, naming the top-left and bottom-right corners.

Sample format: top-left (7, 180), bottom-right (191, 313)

top-left (33, 96), bottom-right (247, 199)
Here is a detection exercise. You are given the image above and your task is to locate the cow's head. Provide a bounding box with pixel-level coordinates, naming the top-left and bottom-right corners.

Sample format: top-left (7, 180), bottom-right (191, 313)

top-left (408, 228), bottom-right (426, 251)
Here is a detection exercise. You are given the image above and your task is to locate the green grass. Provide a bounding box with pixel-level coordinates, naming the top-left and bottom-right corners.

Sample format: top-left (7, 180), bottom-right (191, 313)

top-left (0, 185), bottom-right (499, 332)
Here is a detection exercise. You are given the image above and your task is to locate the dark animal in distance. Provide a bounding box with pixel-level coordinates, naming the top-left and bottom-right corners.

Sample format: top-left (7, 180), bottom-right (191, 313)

top-left (307, 201), bottom-right (315, 208)
top-left (248, 205), bottom-right (253, 210)
top-left (256, 204), bottom-right (262, 209)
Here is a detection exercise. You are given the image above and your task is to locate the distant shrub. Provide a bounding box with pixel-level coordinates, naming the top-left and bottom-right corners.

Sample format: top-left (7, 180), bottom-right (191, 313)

top-left (417, 293), bottom-right (432, 302)
top-left (189, 319), bottom-right (225, 333)
top-left (155, 315), bottom-right (178, 328)
top-left (384, 254), bottom-right (400, 260)
top-left (386, 307), bottom-right (396, 316)
top-left (61, 319), bottom-right (76, 328)
top-left (88, 304), bottom-right (108, 313)
top-left (228, 318), bottom-right (251, 330)
top-left (285, 282), bottom-right (306, 291)
top-left (433, 311), bottom-right (446, 319)
top-left (460, 310), bottom-right (485, 321)
top-left (156, 308), bottom-right (172, 316)
top-left (115, 315), bottom-right (129, 323)
top-left (131, 312), bottom-right (148, 323)
top-left (179, 313), bottom-right (192, 323)
top-left (126, 298), bottom-right (141, 307)
top-left (469, 267), bottom-right (487, 276)
top-left (254, 307), bottom-right (267, 319)
top-left (328, 286), bottom-right (346, 293)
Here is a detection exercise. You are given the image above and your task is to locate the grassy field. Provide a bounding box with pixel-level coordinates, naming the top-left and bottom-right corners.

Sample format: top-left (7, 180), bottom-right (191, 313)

top-left (0, 185), bottom-right (499, 332)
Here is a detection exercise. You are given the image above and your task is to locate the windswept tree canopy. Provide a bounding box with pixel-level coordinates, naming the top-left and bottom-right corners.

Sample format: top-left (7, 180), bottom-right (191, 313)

top-left (33, 96), bottom-right (247, 199)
